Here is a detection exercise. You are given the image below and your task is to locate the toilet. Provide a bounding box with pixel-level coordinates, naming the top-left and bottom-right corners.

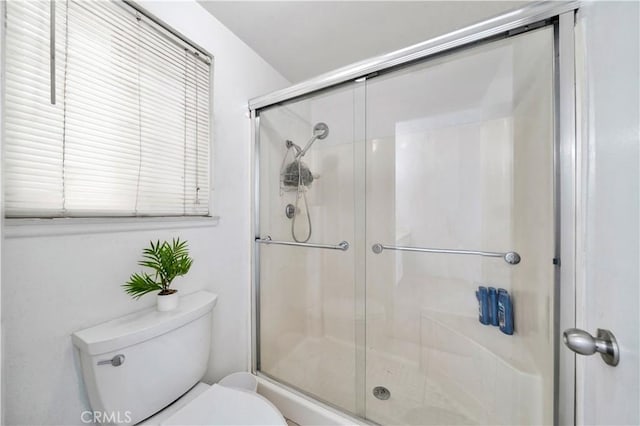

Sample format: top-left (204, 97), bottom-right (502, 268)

top-left (72, 291), bottom-right (285, 425)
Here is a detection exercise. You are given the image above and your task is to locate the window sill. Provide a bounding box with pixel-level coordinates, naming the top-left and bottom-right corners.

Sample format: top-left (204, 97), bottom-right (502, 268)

top-left (4, 216), bottom-right (220, 239)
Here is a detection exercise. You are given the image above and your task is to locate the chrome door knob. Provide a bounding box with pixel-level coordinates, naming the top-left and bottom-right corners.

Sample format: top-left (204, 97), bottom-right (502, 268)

top-left (563, 328), bottom-right (620, 366)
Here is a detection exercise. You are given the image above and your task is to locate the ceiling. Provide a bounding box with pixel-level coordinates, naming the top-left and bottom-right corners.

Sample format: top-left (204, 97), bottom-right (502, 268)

top-left (198, 1), bottom-right (528, 83)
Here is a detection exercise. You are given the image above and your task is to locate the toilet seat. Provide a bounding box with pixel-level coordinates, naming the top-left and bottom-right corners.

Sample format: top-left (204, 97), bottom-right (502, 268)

top-left (161, 384), bottom-right (286, 425)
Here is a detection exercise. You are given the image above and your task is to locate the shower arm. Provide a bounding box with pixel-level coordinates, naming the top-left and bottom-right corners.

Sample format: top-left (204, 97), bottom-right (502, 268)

top-left (295, 134), bottom-right (319, 160)
top-left (293, 122), bottom-right (329, 160)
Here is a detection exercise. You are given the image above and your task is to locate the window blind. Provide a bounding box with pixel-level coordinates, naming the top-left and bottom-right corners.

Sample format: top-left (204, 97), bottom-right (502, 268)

top-left (5, 0), bottom-right (211, 217)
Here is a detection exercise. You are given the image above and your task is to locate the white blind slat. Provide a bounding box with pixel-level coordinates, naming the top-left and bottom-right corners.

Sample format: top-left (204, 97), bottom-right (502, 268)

top-left (5, 0), bottom-right (211, 217)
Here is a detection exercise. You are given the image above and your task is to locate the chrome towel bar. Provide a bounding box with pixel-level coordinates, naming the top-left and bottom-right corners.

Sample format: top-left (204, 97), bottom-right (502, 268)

top-left (256, 236), bottom-right (350, 251)
top-left (371, 243), bottom-right (521, 265)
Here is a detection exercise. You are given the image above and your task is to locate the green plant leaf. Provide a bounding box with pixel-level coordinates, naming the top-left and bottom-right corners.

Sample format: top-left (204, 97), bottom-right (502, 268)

top-left (124, 238), bottom-right (194, 300)
top-left (122, 272), bottom-right (163, 299)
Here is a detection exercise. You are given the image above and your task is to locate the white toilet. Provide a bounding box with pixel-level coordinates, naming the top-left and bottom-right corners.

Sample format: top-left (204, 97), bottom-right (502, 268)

top-left (72, 291), bottom-right (285, 425)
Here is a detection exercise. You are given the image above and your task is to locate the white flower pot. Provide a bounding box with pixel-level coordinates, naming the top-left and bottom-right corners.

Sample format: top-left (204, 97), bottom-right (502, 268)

top-left (157, 291), bottom-right (179, 312)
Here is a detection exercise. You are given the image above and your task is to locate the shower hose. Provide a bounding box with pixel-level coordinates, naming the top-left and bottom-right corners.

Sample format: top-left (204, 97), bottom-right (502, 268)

top-left (280, 145), bottom-right (312, 243)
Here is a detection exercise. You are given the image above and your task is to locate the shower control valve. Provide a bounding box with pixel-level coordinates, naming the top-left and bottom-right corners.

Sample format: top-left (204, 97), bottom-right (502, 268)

top-left (285, 204), bottom-right (296, 219)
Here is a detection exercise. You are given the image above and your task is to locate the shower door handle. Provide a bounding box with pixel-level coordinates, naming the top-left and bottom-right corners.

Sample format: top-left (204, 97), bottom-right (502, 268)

top-left (256, 236), bottom-right (349, 251)
top-left (371, 243), bottom-right (521, 265)
top-left (563, 328), bottom-right (620, 366)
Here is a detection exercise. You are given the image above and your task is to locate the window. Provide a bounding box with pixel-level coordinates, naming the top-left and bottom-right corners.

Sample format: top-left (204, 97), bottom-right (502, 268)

top-left (5, 0), bottom-right (211, 217)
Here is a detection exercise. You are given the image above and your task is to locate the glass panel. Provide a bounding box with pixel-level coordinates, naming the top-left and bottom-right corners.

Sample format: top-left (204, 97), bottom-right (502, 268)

top-left (364, 27), bottom-right (555, 425)
top-left (257, 83), bottom-right (361, 414)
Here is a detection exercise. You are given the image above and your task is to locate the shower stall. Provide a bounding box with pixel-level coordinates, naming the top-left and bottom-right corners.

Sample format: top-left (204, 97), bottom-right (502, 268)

top-left (251, 3), bottom-right (578, 425)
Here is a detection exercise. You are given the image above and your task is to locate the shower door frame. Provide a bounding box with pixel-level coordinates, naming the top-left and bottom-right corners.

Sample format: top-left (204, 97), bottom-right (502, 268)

top-left (250, 2), bottom-right (580, 424)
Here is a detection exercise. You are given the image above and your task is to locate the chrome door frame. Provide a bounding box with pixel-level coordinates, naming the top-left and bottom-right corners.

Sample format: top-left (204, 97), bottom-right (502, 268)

top-left (250, 2), bottom-right (579, 424)
top-left (556, 10), bottom-right (578, 426)
top-left (249, 2), bottom-right (578, 111)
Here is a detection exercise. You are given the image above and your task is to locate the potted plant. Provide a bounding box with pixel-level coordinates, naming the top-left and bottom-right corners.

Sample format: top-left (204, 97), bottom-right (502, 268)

top-left (123, 238), bottom-right (193, 311)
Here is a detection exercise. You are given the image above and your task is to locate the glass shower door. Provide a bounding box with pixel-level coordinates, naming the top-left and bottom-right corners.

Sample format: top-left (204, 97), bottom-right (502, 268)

top-left (363, 27), bottom-right (556, 425)
top-left (256, 83), bottom-right (362, 414)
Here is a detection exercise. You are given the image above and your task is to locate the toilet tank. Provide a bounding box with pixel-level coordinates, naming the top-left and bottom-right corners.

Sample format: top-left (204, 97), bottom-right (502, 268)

top-left (72, 291), bottom-right (217, 425)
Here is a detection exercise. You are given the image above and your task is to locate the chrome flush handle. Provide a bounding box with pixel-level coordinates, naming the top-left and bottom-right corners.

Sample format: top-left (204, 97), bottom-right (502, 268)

top-left (97, 354), bottom-right (125, 367)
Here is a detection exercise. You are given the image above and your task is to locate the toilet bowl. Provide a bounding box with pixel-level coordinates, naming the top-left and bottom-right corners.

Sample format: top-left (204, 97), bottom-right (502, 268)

top-left (218, 371), bottom-right (259, 392)
top-left (162, 382), bottom-right (284, 425)
top-left (72, 291), bottom-right (285, 425)
top-left (139, 376), bottom-right (285, 426)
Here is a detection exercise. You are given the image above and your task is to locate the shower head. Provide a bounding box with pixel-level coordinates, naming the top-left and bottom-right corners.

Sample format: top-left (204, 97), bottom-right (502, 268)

top-left (296, 122), bottom-right (329, 159)
top-left (313, 122), bottom-right (329, 140)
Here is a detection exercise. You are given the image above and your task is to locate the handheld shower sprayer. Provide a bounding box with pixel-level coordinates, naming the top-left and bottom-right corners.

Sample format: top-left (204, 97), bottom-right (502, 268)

top-left (280, 122), bottom-right (330, 242)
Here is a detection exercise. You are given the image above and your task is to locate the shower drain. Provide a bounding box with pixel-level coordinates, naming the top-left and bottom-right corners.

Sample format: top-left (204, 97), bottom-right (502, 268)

top-left (372, 386), bottom-right (391, 400)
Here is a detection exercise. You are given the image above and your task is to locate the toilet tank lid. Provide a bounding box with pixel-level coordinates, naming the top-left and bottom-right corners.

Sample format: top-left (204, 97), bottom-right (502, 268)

top-left (72, 291), bottom-right (217, 356)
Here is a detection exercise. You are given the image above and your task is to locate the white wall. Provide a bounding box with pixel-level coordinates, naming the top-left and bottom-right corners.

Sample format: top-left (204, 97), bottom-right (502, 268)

top-left (1, 1), bottom-right (288, 425)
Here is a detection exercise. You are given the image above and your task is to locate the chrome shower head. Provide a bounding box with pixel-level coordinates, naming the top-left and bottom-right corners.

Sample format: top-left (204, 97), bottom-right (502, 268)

top-left (313, 122), bottom-right (329, 140)
top-left (296, 122), bottom-right (329, 159)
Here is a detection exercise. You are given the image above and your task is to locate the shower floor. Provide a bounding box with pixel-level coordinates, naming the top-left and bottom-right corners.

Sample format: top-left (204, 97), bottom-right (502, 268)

top-left (265, 335), bottom-right (476, 425)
